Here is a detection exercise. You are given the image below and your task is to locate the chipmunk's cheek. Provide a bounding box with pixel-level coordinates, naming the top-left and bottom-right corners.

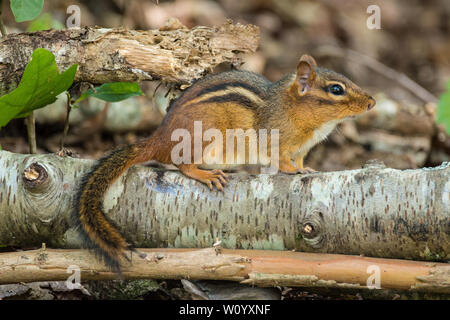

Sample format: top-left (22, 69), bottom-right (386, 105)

top-left (342, 101), bottom-right (359, 116)
top-left (352, 99), bottom-right (370, 114)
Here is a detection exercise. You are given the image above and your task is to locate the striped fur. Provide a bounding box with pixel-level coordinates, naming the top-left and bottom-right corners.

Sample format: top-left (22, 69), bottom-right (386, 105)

top-left (73, 144), bottom-right (143, 272)
top-left (74, 60), bottom-right (375, 272)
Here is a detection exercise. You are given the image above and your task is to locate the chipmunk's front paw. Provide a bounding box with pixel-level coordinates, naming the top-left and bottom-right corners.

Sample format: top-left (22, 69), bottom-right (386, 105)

top-left (180, 165), bottom-right (229, 191)
top-left (296, 167), bottom-right (317, 174)
top-left (203, 169), bottom-right (229, 191)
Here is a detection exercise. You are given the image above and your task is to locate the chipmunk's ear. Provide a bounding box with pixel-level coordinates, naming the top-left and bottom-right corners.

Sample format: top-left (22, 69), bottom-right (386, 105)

top-left (296, 54), bottom-right (317, 95)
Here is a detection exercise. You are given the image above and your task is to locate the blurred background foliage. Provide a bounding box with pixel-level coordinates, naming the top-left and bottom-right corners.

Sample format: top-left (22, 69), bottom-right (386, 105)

top-left (0, 0), bottom-right (449, 300)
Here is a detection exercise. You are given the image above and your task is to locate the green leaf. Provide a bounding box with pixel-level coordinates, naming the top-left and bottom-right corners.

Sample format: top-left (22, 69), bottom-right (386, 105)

top-left (76, 82), bottom-right (144, 103)
top-left (27, 13), bottom-right (65, 32)
top-left (0, 48), bottom-right (77, 128)
top-left (437, 81), bottom-right (450, 135)
top-left (10, 0), bottom-right (44, 22)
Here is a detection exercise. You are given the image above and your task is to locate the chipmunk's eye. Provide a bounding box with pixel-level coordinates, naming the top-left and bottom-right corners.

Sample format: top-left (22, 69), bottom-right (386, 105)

top-left (328, 84), bottom-right (345, 95)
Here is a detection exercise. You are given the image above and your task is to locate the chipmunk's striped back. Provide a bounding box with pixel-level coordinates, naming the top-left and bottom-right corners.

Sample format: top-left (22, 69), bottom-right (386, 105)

top-left (167, 70), bottom-right (271, 112)
top-left (74, 55), bottom-right (375, 272)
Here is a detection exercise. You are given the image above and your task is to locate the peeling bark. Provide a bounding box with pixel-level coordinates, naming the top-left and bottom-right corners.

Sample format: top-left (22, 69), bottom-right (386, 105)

top-left (0, 151), bottom-right (448, 262)
top-left (0, 248), bottom-right (448, 294)
top-left (0, 21), bottom-right (260, 95)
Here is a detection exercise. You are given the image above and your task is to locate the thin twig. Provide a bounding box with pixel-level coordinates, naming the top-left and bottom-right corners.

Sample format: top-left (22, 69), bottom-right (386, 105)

top-left (25, 113), bottom-right (37, 154)
top-left (316, 45), bottom-right (439, 103)
top-left (60, 93), bottom-right (72, 150)
top-left (0, 0), bottom-right (7, 38)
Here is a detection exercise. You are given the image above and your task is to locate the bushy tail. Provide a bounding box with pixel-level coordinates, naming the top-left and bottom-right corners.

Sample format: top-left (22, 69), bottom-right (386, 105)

top-left (73, 144), bottom-right (144, 272)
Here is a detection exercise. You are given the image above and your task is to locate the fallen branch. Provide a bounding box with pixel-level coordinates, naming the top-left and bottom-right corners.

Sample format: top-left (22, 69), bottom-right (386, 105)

top-left (0, 150), bottom-right (448, 262)
top-left (0, 248), bottom-right (448, 294)
top-left (0, 21), bottom-right (259, 95)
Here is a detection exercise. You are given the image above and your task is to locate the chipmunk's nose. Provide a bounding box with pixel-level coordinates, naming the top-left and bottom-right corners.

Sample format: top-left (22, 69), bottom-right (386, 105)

top-left (367, 96), bottom-right (376, 110)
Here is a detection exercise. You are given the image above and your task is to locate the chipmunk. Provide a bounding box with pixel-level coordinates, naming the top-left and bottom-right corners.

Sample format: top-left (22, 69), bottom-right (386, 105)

top-left (74, 54), bottom-right (375, 272)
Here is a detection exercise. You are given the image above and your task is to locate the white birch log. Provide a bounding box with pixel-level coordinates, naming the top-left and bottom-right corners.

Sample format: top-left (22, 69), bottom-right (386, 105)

top-left (0, 150), bottom-right (448, 262)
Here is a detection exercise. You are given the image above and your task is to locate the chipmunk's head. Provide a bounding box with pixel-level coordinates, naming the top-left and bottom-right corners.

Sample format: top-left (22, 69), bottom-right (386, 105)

top-left (290, 54), bottom-right (375, 123)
